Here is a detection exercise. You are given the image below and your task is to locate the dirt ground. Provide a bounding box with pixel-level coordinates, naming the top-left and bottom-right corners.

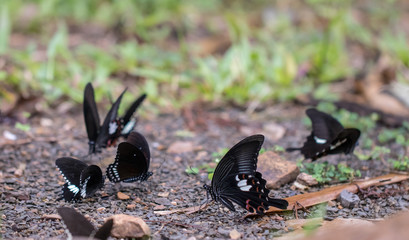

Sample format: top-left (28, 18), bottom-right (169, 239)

top-left (1, 104), bottom-right (409, 239)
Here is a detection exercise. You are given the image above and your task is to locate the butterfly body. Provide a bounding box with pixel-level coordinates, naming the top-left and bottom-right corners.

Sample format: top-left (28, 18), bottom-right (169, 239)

top-left (56, 157), bottom-right (104, 202)
top-left (287, 108), bottom-right (361, 160)
top-left (107, 131), bottom-right (152, 183)
top-left (204, 135), bottom-right (288, 215)
top-left (83, 83), bottom-right (146, 154)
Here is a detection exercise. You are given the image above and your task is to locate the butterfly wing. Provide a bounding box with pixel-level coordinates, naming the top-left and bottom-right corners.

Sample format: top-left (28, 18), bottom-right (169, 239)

top-left (96, 88), bottom-right (126, 149)
top-left (327, 128), bottom-right (361, 155)
top-left (56, 157), bottom-right (88, 201)
top-left (57, 207), bottom-right (95, 238)
top-left (306, 108), bottom-right (344, 143)
top-left (298, 109), bottom-right (346, 160)
top-left (210, 135), bottom-right (288, 214)
top-left (94, 219), bottom-right (114, 240)
top-left (106, 132), bottom-right (151, 183)
top-left (121, 93), bottom-right (147, 135)
top-left (83, 83), bottom-right (100, 153)
top-left (211, 135), bottom-right (263, 187)
top-left (79, 165), bottom-right (104, 198)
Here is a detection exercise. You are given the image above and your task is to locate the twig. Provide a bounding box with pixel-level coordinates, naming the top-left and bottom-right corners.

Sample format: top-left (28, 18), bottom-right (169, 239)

top-left (146, 220), bottom-right (205, 231)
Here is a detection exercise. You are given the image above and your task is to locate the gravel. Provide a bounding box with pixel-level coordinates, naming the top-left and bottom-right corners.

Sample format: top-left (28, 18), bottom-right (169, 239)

top-left (1, 106), bottom-right (408, 239)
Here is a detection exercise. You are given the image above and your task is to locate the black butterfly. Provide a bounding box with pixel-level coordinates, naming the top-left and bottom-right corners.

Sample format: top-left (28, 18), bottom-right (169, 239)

top-left (56, 157), bottom-right (104, 202)
top-left (83, 83), bottom-right (146, 154)
top-left (106, 131), bottom-right (153, 183)
top-left (119, 93), bottom-right (147, 137)
top-left (57, 207), bottom-right (113, 240)
top-left (203, 135), bottom-right (288, 215)
top-left (287, 108), bottom-right (361, 160)
top-left (84, 82), bottom-right (125, 153)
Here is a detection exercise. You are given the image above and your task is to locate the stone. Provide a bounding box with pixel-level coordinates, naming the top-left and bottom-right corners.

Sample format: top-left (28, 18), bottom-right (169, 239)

top-left (230, 229), bottom-right (242, 239)
top-left (107, 214), bottom-right (151, 239)
top-left (257, 151), bottom-right (299, 189)
top-left (337, 190), bottom-right (360, 208)
top-left (167, 141), bottom-right (195, 154)
top-left (296, 173), bottom-right (318, 186)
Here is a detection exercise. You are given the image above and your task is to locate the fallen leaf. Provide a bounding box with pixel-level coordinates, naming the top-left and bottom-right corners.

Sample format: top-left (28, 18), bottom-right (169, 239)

top-left (42, 214), bottom-right (61, 220)
top-left (107, 214), bottom-right (151, 239)
top-left (117, 192), bottom-right (130, 200)
top-left (126, 204), bottom-right (136, 210)
top-left (266, 173), bottom-right (409, 213)
top-left (230, 229), bottom-right (242, 239)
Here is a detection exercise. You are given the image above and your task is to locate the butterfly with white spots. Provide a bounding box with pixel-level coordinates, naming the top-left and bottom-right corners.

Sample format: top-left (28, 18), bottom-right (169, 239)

top-left (83, 82), bottom-right (147, 154)
top-left (55, 157), bottom-right (104, 202)
top-left (203, 135), bottom-right (288, 215)
top-left (286, 108), bottom-right (361, 160)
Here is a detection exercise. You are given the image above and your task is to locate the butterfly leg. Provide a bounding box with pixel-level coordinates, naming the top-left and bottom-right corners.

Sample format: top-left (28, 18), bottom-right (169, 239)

top-left (292, 201), bottom-right (309, 219)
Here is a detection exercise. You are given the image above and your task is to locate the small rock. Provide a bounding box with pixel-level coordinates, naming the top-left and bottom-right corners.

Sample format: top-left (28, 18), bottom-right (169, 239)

top-left (158, 192), bottom-right (169, 198)
top-left (155, 198), bottom-right (171, 206)
top-left (296, 172), bottom-right (318, 186)
top-left (337, 190), bottom-right (360, 208)
top-left (257, 151), bottom-right (299, 189)
top-left (14, 163), bottom-right (26, 177)
top-left (107, 214), bottom-right (151, 239)
top-left (263, 122), bottom-right (286, 141)
top-left (117, 192), bottom-right (130, 200)
top-left (126, 204), bottom-right (136, 210)
top-left (153, 205), bottom-right (166, 210)
top-left (230, 229), bottom-right (242, 239)
top-left (218, 227), bottom-right (230, 235)
top-left (3, 130), bottom-right (17, 141)
top-left (167, 141), bottom-right (194, 154)
top-left (97, 207), bottom-right (106, 213)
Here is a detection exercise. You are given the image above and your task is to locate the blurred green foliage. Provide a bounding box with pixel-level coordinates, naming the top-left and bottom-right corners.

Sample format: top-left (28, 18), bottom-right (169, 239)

top-left (298, 161), bottom-right (361, 184)
top-left (1, 0), bottom-right (408, 111)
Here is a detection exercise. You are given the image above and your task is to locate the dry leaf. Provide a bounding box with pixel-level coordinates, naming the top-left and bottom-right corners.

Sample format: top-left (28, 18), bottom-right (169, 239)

top-left (117, 192), bottom-right (130, 200)
top-left (266, 173), bottom-right (409, 213)
top-left (107, 214), bottom-right (151, 239)
top-left (42, 214), bottom-right (61, 220)
top-left (126, 204), bottom-right (136, 210)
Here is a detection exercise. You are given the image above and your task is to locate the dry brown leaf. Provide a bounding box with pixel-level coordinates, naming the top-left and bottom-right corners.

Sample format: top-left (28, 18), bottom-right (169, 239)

top-left (42, 214), bottom-right (61, 220)
top-left (266, 173), bottom-right (409, 213)
top-left (117, 192), bottom-right (130, 200)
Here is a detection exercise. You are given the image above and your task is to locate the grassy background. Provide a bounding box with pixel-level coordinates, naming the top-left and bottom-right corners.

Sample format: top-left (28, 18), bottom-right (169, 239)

top-left (1, 0), bottom-right (408, 113)
top-left (1, 0), bottom-right (409, 181)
